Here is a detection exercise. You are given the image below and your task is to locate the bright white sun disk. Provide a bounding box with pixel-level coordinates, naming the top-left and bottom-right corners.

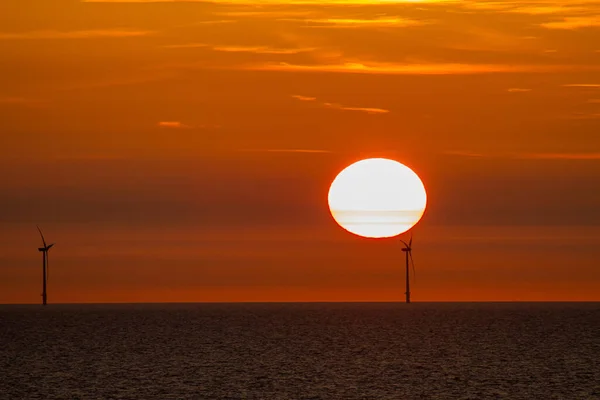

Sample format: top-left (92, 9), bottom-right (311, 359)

top-left (328, 158), bottom-right (427, 238)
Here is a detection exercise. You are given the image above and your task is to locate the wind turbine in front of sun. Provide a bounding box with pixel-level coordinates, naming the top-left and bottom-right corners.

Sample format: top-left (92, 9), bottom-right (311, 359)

top-left (327, 158), bottom-right (426, 304)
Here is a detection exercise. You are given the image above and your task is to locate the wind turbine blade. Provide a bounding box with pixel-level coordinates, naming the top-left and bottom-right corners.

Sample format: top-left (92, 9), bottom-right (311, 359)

top-left (36, 225), bottom-right (47, 247)
top-left (409, 235), bottom-right (413, 248)
top-left (46, 251), bottom-right (49, 283)
top-left (399, 240), bottom-right (409, 248)
top-left (409, 251), bottom-right (416, 284)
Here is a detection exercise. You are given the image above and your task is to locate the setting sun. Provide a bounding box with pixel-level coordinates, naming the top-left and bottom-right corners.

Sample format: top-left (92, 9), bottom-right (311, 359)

top-left (328, 158), bottom-right (427, 238)
top-left (2, 0), bottom-right (599, 396)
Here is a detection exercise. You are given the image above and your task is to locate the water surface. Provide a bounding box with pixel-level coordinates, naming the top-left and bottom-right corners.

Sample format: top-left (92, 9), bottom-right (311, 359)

top-left (1, 302), bottom-right (598, 399)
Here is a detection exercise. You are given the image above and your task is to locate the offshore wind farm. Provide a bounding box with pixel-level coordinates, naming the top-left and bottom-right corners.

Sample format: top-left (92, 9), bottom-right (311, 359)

top-left (1, 0), bottom-right (600, 398)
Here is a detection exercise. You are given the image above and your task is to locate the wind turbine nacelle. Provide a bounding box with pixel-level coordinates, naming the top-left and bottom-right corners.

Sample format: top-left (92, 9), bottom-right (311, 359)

top-left (38, 247), bottom-right (46, 252)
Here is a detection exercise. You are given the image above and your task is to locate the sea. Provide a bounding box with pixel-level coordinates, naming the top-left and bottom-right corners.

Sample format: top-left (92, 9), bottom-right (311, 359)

top-left (1, 303), bottom-right (598, 399)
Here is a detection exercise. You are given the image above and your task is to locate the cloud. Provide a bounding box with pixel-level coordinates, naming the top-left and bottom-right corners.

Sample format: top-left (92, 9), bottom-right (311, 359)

top-left (245, 61), bottom-right (593, 75)
top-left (565, 113), bottom-right (600, 120)
top-left (214, 10), bottom-right (314, 18)
top-left (158, 121), bottom-right (191, 129)
top-left (193, 20), bottom-right (236, 25)
top-left (287, 17), bottom-right (429, 28)
top-left (163, 43), bottom-right (211, 49)
top-left (507, 88), bottom-right (532, 92)
top-left (459, 2), bottom-right (515, 12)
top-left (291, 95), bottom-right (317, 101)
top-left (460, 1), bottom-right (593, 15)
top-left (291, 95), bottom-right (389, 114)
top-left (540, 16), bottom-right (600, 30)
top-left (0, 30), bottom-right (153, 40)
top-left (237, 149), bottom-right (332, 154)
top-left (515, 152), bottom-right (600, 160)
top-left (444, 150), bottom-right (600, 160)
top-left (83, 0), bottom-right (456, 3)
top-left (563, 84), bottom-right (600, 87)
top-left (507, 5), bottom-right (588, 15)
top-left (323, 102), bottom-right (390, 114)
top-left (158, 121), bottom-right (221, 129)
top-left (212, 45), bottom-right (315, 54)
top-left (164, 43), bottom-right (315, 54)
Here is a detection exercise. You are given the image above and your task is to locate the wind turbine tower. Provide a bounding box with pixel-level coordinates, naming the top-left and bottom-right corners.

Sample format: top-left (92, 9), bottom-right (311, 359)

top-left (37, 226), bottom-right (54, 306)
top-left (400, 236), bottom-right (415, 304)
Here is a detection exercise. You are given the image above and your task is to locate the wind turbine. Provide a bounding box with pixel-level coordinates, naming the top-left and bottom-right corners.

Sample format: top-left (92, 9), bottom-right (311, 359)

top-left (37, 226), bottom-right (54, 306)
top-left (400, 235), bottom-right (416, 304)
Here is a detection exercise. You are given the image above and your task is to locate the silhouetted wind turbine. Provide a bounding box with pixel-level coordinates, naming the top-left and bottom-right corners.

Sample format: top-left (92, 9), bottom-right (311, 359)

top-left (37, 226), bottom-right (54, 306)
top-left (400, 235), bottom-right (416, 304)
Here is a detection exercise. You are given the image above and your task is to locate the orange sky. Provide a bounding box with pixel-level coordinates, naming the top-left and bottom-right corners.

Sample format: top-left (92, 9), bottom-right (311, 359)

top-left (1, 0), bottom-right (599, 303)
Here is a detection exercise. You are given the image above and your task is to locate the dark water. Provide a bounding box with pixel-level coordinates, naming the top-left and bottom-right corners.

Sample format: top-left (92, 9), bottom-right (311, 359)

top-left (1, 303), bottom-right (599, 399)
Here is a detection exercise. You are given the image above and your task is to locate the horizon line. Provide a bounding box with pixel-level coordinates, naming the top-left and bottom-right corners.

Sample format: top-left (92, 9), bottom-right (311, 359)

top-left (2, 300), bottom-right (599, 305)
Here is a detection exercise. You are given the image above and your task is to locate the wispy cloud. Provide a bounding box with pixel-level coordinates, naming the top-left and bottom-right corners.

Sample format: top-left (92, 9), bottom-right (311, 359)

top-left (460, 2), bottom-right (515, 12)
top-left (291, 95), bottom-right (317, 101)
top-left (445, 150), bottom-right (600, 160)
top-left (323, 102), bottom-right (390, 114)
top-left (213, 45), bottom-right (315, 54)
top-left (83, 0), bottom-right (456, 3)
top-left (507, 88), bottom-right (532, 92)
top-left (237, 148), bottom-right (332, 154)
top-left (158, 121), bottom-right (191, 129)
top-left (288, 17), bottom-right (429, 28)
top-left (166, 19), bottom-right (236, 29)
top-left (194, 19), bottom-right (236, 25)
top-left (460, 2), bottom-right (592, 15)
top-left (158, 121), bottom-right (221, 129)
top-left (214, 10), bottom-right (314, 18)
top-left (164, 43), bottom-right (315, 54)
top-left (291, 94), bottom-right (389, 114)
top-left (563, 84), bottom-right (600, 88)
top-left (247, 61), bottom-right (592, 75)
top-left (507, 5), bottom-right (588, 15)
top-left (540, 16), bottom-right (600, 30)
top-left (515, 152), bottom-right (600, 160)
top-left (0, 30), bottom-right (153, 40)
top-left (162, 43), bottom-right (210, 49)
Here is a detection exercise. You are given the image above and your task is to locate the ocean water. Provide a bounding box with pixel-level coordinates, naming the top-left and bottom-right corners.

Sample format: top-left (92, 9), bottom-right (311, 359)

top-left (1, 303), bottom-right (598, 399)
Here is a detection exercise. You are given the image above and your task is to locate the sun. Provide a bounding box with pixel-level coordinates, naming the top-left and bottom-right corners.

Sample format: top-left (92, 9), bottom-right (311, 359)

top-left (328, 158), bottom-right (427, 238)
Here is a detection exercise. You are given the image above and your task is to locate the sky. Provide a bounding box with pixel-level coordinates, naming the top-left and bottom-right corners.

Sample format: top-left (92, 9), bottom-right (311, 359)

top-left (1, 0), bottom-right (600, 303)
